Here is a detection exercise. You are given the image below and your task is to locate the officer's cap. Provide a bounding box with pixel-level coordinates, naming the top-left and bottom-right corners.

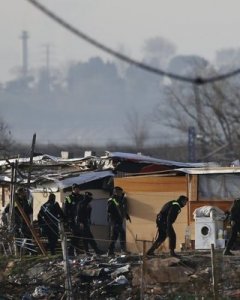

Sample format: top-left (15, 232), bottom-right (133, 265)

top-left (48, 193), bottom-right (56, 202)
top-left (72, 183), bottom-right (80, 189)
top-left (114, 186), bottom-right (123, 192)
top-left (16, 187), bottom-right (26, 194)
top-left (178, 195), bottom-right (188, 204)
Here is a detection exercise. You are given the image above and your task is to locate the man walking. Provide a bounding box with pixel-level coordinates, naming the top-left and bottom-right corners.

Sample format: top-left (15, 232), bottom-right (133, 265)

top-left (223, 198), bottom-right (240, 256)
top-left (107, 186), bottom-right (131, 256)
top-left (75, 191), bottom-right (103, 255)
top-left (38, 193), bottom-right (64, 255)
top-left (146, 195), bottom-right (188, 257)
top-left (63, 183), bottom-right (84, 256)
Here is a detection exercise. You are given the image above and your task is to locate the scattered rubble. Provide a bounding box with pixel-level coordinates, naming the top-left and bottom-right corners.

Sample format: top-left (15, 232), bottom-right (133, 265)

top-left (0, 250), bottom-right (240, 299)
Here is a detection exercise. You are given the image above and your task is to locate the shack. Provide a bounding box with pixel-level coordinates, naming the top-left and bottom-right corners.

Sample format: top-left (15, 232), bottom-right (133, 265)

top-left (1, 151), bottom-right (239, 254)
top-left (0, 154), bottom-right (114, 252)
top-left (115, 166), bottom-right (240, 253)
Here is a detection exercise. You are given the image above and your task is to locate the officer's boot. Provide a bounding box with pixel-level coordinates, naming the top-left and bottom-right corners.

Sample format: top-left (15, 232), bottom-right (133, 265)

top-left (146, 245), bottom-right (156, 256)
top-left (94, 246), bottom-right (104, 255)
top-left (169, 248), bottom-right (181, 258)
top-left (223, 248), bottom-right (234, 256)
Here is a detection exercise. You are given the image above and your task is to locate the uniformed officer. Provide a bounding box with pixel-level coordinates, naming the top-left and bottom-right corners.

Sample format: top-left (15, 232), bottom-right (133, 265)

top-left (63, 183), bottom-right (84, 256)
top-left (146, 195), bottom-right (188, 257)
top-left (38, 193), bottom-right (64, 255)
top-left (3, 187), bottom-right (34, 253)
top-left (223, 198), bottom-right (240, 256)
top-left (75, 192), bottom-right (104, 255)
top-left (107, 186), bottom-right (131, 256)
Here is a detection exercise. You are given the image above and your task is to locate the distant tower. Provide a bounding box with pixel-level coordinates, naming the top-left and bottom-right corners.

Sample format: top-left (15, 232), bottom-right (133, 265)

top-left (20, 30), bottom-right (29, 78)
top-left (45, 44), bottom-right (50, 84)
top-left (45, 44), bottom-right (50, 73)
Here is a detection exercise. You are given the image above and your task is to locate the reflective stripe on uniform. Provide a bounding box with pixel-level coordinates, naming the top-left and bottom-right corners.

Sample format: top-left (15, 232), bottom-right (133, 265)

top-left (65, 196), bottom-right (71, 203)
top-left (108, 197), bottom-right (119, 207)
top-left (172, 201), bottom-right (181, 213)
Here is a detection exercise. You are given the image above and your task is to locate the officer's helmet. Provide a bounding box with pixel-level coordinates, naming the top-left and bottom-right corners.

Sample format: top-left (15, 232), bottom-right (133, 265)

top-left (72, 183), bottom-right (80, 190)
top-left (178, 195), bottom-right (188, 207)
top-left (113, 186), bottom-right (123, 196)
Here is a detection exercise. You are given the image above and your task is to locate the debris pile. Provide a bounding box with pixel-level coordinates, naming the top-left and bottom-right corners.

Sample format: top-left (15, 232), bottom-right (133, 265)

top-left (1, 251), bottom-right (240, 299)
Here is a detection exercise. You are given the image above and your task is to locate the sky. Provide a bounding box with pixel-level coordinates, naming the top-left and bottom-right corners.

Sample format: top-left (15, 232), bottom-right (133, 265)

top-left (1, 0), bottom-right (240, 82)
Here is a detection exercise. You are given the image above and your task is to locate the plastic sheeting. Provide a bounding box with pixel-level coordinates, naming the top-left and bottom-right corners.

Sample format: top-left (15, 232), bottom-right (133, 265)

top-left (193, 205), bottom-right (226, 220)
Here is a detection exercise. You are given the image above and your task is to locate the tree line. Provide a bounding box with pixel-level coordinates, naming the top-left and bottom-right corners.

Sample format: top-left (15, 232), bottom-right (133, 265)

top-left (1, 37), bottom-right (240, 163)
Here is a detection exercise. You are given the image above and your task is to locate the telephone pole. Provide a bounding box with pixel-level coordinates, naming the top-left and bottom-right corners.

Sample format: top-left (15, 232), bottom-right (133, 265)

top-left (188, 126), bottom-right (196, 162)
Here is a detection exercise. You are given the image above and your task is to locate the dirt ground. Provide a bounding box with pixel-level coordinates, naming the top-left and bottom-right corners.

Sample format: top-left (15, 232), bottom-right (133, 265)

top-left (0, 250), bottom-right (240, 299)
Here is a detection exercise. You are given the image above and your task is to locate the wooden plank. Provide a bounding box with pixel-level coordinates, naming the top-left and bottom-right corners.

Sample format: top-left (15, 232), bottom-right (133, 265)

top-left (115, 175), bottom-right (189, 252)
top-left (115, 175), bottom-right (188, 193)
top-left (123, 192), bottom-right (189, 252)
top-left (188, 175), bottom-right (198, 201)
top-left (15, 198), bottom-right (47, 256)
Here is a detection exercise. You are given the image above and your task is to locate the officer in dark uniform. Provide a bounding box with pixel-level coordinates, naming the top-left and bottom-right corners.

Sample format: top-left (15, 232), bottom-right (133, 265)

top-left (63, 183), bottom-right (84, 256)
top-left (146, 195), bottom-right (188, 257)
top-left (75, 192), bottom-right (103, 255)
top-left (4, 188), bottom-right (33, 236)
top-left (3, 187), bottom-right (34, 253)
top-left (107, 186), bottom-right (131, 256)
top-left (38, 193), bottom-right (64, 255)
top-left (223, 198), bottom-right (240, 256)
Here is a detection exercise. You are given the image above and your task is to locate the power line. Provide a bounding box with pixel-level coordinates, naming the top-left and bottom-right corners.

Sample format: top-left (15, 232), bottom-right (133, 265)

top-left (25, 0), bottom-right (240, 85)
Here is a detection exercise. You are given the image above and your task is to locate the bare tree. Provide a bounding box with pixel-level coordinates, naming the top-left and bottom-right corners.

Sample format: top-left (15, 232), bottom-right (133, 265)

top-left (124, 109), bottom-right (151, 150)
top-left (215, 48), bottom-right (240, 69)
top-left (0, 117), bottom-right (13, 157)
top-left (153, 65), bottom-right (240, 161)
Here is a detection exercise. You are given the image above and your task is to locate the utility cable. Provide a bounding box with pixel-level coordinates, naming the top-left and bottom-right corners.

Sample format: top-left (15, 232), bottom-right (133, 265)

top-left (25, 0), bottom-right (240, 85)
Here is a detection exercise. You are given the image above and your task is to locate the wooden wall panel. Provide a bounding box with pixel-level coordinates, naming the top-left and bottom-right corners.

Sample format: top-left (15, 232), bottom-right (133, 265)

top-left (115, 176), bottom-right (188, 193)
top-left (115, 175), bottom-right (189, 253)
top-left (114, 174), bottom-right (236, 253)
top-left (188, 175), bottom-right (198, 201)
top-left (125, 205), bottom-right (189, 253)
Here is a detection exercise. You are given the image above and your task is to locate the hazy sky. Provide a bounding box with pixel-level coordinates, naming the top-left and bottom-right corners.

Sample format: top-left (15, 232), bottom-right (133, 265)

top-left (1, 0), bottom-right (240, 82)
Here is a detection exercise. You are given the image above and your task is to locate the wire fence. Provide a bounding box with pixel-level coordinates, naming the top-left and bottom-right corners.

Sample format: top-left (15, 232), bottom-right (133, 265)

top-left (1, 204), bottom-right (240, 298)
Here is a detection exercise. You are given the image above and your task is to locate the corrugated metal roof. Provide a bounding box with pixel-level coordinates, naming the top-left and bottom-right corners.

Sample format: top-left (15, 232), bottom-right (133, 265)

top-left (106, 152), bottom-right (213, 167)
top-left (176, 167), bottom-right (240, 175)
top-left (0, 154), bottom-right (92, 167)
top-left (55, 170), bottom-right (113, 189)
